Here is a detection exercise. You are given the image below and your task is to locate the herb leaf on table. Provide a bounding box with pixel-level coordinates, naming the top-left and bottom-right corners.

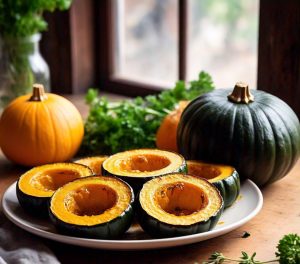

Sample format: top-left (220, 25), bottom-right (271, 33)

top-left (276, 234), bottom-right (300, 264)
top-left (203, 234), bottom-right (300, 264)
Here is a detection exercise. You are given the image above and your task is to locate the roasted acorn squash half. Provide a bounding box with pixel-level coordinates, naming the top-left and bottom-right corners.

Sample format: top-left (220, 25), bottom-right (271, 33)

top-left (74, 156), bottom-right (108, 175)
top-left (137, 173), bottom-right (223, 238)
top-left (187, 161), bottom-right (240, 208)
top-left (16, 163), bottom-right (92, 217)
top-left (102, 149), bottom-right (187, 192)
top-left (49, 176), bottom-right (134, 239)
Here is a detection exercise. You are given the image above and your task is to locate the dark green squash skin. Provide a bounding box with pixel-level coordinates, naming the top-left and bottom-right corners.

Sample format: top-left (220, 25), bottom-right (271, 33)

top-left (16, 181), bottom-right (49, 218)
top-left (178, 89), bottom-right (300, 187)
top-left (49, 205), bottom-right (134, 239)
top-left (102, 157), bottom-right (187, 194)
top-left (186, 161), bottom-right (240, 208)
top-left (137, 203), bottom-right (223, 238)
top-left (211, 170), bottom-right (240, 208)
top-left (49, 176), bottom-right (135, 239)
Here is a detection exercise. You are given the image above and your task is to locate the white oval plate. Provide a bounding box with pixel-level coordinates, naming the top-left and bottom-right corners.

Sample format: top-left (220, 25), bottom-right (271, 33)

top-left (2, 180), bottom-right (263, 250)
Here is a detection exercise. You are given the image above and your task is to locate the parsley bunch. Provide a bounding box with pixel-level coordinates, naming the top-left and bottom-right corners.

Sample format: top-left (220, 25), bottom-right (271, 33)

top-left (81, 71), bottom-right (214, 155)
top-left (0, 0), bottom-right (72, 37)
top-left (204, 234), bottom-right (300, 264)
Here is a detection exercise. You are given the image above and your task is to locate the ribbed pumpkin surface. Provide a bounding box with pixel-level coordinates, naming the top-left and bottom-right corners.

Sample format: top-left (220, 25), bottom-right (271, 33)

top-left (0, 85), bottom-right (84, 166)
top-left (178, 88), bottom-right (300, 186)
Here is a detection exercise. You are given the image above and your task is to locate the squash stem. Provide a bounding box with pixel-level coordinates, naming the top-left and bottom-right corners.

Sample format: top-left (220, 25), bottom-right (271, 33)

top-left (29, 84), bottom-right (47, 102)
top-left (228, 82), bottom-right (254, 104)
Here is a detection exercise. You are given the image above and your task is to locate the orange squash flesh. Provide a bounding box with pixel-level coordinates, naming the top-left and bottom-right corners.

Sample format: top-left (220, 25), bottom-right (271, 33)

top-left (16, 163), bottom-right (93, 217)
top-left (75, 156), bottom-right (108, 175)
top-left (187, 163), bottom-right (222, 180)
top-left (103, 149), bottom-right (186, 178)
top-left (18, 163), bottom-right (92, 198)
top-left (50, 176), bottom-right (133, 226)
top-left (119, 154), bottom-right (171, 172)
top-left (30, 169), bottom-right (81, 192)
top-left (138, 173), bottom-right (223, 226)
top-left (186, 161), bottom-right (240, 208)
top-left (155, 182), bottom-right (208, 216)
top-left (65, 184), bottom-right (117, 216)
top-left (186, 161), bottom-right (235, 182)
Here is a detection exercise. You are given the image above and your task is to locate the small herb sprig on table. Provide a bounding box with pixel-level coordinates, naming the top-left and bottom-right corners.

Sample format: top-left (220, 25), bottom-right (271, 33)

top-left (81, 71), bottom-right (214, 155)
top-left (203, 234), bottom-right (300, 264)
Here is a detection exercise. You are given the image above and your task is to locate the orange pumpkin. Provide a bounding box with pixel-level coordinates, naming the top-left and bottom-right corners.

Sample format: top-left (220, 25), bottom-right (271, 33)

top-left (156, 101), bottom-right (189, 152)
top-left (0, 84), bottom-right (84, 166)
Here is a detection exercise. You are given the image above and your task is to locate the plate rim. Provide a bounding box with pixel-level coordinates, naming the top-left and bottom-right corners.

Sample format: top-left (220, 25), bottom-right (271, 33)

top-left (2, 179), bottom-right (263, 250)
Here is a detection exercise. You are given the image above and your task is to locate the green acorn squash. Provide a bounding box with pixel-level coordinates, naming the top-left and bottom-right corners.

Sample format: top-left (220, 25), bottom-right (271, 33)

top-left (178, 82), bottom-right (300, 186)
top-left (16, 163), bottom-right (92, 217)
top-left (74, 156), bottom-right (108, 175)
top-left (187, 161), bottom-right (240, 208)
top-left (137, 173), bottom-right (223, 238)
top-left (102, 149), bottom-right (187, 192)
top-left (49, 176), bottom-right (134, 239)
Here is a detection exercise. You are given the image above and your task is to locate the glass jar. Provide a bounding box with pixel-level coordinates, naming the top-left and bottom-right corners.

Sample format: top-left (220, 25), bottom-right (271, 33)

top-left (0, 33), bottom-right (50, 109)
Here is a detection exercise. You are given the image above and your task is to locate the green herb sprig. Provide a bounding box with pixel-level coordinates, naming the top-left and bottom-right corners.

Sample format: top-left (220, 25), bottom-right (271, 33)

top-left (0, 0), bottom-right (72, 37)
top-left (81, 71), bottom-right (214, 155)
top-left (203, 234), bottom-right (300, 264)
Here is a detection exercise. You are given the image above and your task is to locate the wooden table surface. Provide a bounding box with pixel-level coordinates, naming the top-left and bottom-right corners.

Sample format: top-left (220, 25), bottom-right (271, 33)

top-left (0, 95), bottom-right (299, 264)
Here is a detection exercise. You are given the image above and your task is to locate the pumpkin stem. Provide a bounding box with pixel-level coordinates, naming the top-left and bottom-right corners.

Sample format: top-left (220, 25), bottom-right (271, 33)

top-left (228, 82), bottom-right (254, 104)
top-left (29, 84), bottom-right (48, 102)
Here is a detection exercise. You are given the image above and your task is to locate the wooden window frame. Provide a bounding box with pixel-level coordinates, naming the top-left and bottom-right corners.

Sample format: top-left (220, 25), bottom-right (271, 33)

top-left (95, 0), bottom-right (161, 97)
top-left (41, 0), bottom-right (96, 94)
top-left (41, 0), bottom-right (188, 96)
top-left (41, 0), bottom-right (300, 116)
top-left (96, 0), bottom-right (188, 97)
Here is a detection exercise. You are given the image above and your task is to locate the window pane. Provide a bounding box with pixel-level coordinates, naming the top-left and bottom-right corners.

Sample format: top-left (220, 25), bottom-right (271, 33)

top-left (114, 0), bottom-right (178, 87)
top-left (188, 0), bottom-right (259, 88)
